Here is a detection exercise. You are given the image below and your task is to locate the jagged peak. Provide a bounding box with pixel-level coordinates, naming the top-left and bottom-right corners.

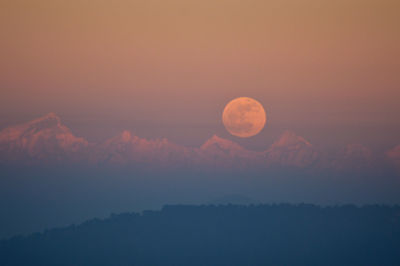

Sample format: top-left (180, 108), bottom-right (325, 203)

top-left (106, 131), bottom-right (178, 147)
top-left (201, 135), bottom-right (244, 151)
top-left (105, 130), bottom-right (135, 144)
top-left (343, 144), bottom-right (372, 158)
top-left (120, 130), bottom-right (133, 142)
top-left (29, 112), bottom-right (61, 125)
top-left (208, 134), bottom-right (228, 143)
top-left (0, 113), bottom-right (69, 139)
top-left (43, 112), bottom-right (59, 119)
top-left (272, 130), bottom-right (312, 147)
top-left (387, 145), bottom-right (400, 154)
top-left (386, 145), bottom-right (400, 161)
top-left (0, 112), bottom-right (89, 155)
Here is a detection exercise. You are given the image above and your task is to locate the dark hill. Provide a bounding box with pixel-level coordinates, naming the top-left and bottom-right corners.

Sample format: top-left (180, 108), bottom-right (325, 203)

top-left (1, 204), bottom-right (400, 266)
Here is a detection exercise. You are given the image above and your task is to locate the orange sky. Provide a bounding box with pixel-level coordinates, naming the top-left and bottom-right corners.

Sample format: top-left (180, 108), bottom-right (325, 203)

top-left (0, 0), bottom-right (399, 148)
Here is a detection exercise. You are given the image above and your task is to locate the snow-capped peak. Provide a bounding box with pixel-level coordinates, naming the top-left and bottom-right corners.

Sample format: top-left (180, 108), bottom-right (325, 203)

top-left (200, 135), bottom-right (245, 152)
top-left (272, 130), bottom-right (312, 148)
top-left (0, 113), bottom-right (88, 162)
top-left (264, 131), bottom-right (318, 168)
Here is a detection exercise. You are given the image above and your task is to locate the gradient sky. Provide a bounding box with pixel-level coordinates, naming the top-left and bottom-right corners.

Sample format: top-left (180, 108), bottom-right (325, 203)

top-left (1, 0), bottom-right (400, 239)
top-left (1, 0), bottom-right (399, 150)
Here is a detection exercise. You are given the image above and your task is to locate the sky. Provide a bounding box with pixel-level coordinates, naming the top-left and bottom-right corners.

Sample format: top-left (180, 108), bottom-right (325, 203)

top-left (0, 0), bottom-right (400, 239)
top-left (0, 0), bottom-right (399, 150)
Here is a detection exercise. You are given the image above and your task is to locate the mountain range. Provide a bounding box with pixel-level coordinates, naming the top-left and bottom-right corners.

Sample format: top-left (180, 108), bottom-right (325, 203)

top-left (0, 113), bottom-right (398, 172)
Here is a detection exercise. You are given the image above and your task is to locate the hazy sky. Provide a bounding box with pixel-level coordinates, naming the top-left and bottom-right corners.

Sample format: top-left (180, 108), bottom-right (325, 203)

top-left (1, 0), bottom-right (400, 239)
top-left (1, 0), bottom-right (399, 149)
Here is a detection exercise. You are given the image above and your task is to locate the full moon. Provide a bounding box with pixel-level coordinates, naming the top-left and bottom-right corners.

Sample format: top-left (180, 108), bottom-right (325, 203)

top-left (222, 97), bottom-right (266, 138)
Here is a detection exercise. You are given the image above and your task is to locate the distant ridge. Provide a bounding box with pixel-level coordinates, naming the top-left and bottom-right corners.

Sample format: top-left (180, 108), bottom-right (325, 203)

top-left (210, 194), bottom-right (258, 205)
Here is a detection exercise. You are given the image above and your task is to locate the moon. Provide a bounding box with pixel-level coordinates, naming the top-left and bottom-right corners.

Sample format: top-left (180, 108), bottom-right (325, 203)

top-left (222, 97), bottom-right (266, 138)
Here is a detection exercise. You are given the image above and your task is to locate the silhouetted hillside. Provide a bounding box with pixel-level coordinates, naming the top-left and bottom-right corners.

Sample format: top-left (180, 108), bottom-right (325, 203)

top-left (1, 204), bottom-right (400, 266)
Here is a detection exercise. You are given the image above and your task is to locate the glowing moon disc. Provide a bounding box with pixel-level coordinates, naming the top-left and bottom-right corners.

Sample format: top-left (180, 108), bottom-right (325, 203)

top-left (222, 97), bottom-right (266, 138)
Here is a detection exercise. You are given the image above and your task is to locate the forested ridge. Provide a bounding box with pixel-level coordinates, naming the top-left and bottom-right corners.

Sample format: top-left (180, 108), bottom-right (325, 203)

top-left (1, 204), bottom-right (400, 266)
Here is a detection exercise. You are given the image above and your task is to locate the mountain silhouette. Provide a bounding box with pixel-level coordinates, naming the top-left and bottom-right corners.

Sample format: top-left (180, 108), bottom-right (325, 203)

top-left (210, 194), bottom-right (258, 205)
